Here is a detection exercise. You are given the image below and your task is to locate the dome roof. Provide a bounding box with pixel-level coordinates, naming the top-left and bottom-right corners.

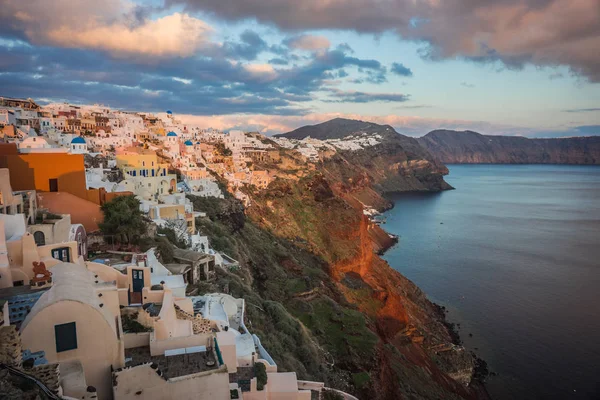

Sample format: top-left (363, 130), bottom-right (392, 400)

top-left (167, 131), bottom-right (177, 137)
top-left (71, 136), bottom-right (86, 144)
top-left (184, 140), bottom-right (193, 146)
top-left (166, 110), bottom-right (173, 114)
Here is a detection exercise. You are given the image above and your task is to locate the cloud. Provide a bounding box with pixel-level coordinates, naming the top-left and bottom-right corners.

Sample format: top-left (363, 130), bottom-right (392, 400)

top-left (242, 63), bottom-right (279, 82)
top-left (391, 62), bottom-right (413, 77)
top-left (170, 0), bottom-right (600, 82)
top-left (549, 72), bottom-right (564, 80)
top-left (527, 125), bottom-right (600, 138)
top-left (285, 34), bottom-right (331, 51)
top-left (223, 30), bottom-right (268, 60)
top-left (0, 1), bottom-right (213, 57)
top-left (0, 40), bottom-right (391, 116)
top-left (461, 82), bottom-right (476, 88)
top-left (563, 108), bottom-right (600, 113)
top-left (269, 58), bottom-right (289, 65)
top-left (175, 112), bottom-right (542, 137)
top-left (396, 105), bottom-right (432, 109)
top-left (324, 88), bottom-right (410, 103)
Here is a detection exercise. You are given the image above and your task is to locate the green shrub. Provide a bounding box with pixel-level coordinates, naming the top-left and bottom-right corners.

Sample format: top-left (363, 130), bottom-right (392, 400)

top-left (99, 195), bottom-right (146, 244)
top-left (322, 390), bottom-right (344, 400)
top-left (157, 226), bottom-right (187, 249)
top-left (254, 362), bottom-right (268, 391)
top-left (121, 312), bottom-right (151, 333)
top-left (352, 371), bottom-right (370, 389)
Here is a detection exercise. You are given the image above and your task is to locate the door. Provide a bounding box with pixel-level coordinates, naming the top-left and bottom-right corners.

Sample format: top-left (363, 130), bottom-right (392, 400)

top-left (130, 269), bottom-right (144, 304)
top-left (49, 179), bottom-right (58, 192)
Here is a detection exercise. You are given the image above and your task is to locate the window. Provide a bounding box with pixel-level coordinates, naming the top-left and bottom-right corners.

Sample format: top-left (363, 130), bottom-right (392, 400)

top-left (55, 322), bottom-right (77, 353)
top-left (51, 247), bottom-right (70, 262)
top-left (33, 231), bottom-right (45, 246)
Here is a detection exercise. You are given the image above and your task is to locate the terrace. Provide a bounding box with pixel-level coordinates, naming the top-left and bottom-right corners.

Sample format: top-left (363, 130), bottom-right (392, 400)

top-left (124, 344), bottom-right (219, 379)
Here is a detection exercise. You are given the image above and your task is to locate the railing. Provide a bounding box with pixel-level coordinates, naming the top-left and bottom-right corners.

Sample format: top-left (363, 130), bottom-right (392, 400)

top-left (214, 338), bottom-right (224, 366)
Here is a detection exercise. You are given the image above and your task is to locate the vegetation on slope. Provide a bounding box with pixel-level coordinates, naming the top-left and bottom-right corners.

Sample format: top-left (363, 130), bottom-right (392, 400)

top-left (187, 194), bottom-right (378, 392)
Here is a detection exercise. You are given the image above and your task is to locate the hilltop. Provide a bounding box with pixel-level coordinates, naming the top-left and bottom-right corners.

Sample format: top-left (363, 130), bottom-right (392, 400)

top-left (276, 118), bottom-right (398, 141)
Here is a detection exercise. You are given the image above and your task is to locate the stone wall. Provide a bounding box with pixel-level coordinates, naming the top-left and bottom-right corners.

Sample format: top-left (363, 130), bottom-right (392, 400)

top-left (0, 325), bottom-right (22, 367)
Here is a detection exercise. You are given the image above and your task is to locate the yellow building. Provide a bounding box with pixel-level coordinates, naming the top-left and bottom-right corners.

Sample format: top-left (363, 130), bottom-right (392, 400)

top-left (116, 148), bottom-right (177, 200)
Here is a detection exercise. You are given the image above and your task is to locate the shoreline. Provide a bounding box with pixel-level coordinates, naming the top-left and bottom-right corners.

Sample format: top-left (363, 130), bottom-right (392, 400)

top-left (377, 194), bottom-right (492, 398)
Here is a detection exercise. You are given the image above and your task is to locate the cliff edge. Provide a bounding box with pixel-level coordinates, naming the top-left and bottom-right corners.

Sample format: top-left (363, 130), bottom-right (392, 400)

top-left (417, 129), bottom-right (600, 164)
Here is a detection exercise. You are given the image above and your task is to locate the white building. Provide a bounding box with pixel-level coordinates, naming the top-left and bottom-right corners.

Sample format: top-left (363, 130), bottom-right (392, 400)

top-left (70, 136), bottom-right (89, 154)
top-left (18, 136), bottom-right (53, 151)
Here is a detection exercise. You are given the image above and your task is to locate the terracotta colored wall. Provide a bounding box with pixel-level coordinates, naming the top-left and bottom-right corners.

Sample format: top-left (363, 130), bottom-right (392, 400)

top-left (86, 188), bottom-right (103, 205)
top-left (86, 188), bottom-right (133, 206)
top-left (37, 192), bottom-right (103, 232)
top-left (0, 143), bottom-right (18, 155)
top-left (0, 153), bottom-right (87, 199)
top-left (105, 191), bottom-right (133, 203)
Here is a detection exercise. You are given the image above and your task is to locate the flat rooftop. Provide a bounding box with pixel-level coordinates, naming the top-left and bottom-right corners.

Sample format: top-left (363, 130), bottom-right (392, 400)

top-left (125, 345), bottom-right (219, 379)
top-left (0, 285), bottom-right (48, 300)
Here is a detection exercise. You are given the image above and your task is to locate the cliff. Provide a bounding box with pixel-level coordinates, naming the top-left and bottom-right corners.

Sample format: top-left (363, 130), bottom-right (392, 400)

top-left (185, 120), bottom-right (488, 399)
top-left (418, 129), bottom-right (600, 164)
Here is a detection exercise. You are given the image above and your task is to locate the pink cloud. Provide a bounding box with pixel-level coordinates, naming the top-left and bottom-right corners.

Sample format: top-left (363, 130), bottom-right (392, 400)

top-left (175, 112), bottom-right (539, 137)
top-left (173, 0), bottom-right (600, 81)
top-left (286, 34), bottom-right (331, 51)
top-left (1, 1), bottom-right (213, 57)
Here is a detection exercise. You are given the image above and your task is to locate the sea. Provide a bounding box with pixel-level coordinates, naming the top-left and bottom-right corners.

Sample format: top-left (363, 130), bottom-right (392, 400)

top-left (381, 164), bottom-right (600, 400)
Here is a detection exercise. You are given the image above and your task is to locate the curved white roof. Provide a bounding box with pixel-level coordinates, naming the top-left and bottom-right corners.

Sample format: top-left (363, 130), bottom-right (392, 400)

top-left (21, 263), bottom-right (116, 333)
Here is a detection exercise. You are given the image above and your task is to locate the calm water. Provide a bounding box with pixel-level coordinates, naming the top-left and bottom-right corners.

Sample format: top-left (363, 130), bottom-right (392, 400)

top-left (382, 165), bottom-right (600, 400)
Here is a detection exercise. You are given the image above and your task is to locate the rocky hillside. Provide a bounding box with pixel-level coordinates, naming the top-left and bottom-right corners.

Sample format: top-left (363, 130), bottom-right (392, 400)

top-left (277, 118), bottom-right (452, 193)
top-left (418, 130), bottom-right (600, 164)
top-left (186, 121), bottom-right (490, 399)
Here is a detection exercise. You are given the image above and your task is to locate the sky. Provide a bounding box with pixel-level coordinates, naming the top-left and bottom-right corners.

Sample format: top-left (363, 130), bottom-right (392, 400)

top-left (0, 0), bottom-right (599, 137)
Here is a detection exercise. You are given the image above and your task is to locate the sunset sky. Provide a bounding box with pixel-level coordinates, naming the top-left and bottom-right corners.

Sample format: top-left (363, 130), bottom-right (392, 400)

top-left (1, 0), bottom-right (599, 136)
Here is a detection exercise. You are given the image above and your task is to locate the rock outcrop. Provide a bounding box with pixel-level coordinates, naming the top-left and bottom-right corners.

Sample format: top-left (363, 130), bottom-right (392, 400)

top-left (417, 129), bottom-right (600, 164)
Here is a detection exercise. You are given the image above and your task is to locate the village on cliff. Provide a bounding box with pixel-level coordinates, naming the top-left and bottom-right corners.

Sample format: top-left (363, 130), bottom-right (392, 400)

top-left (0, 96), bottom-right (389, 400)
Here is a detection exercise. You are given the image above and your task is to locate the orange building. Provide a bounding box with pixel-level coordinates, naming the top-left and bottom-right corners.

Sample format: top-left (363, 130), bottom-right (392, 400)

top-left (37, 192), bottom-right (103, 232)
top-left (0, 144), bottom-right (87, 200)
